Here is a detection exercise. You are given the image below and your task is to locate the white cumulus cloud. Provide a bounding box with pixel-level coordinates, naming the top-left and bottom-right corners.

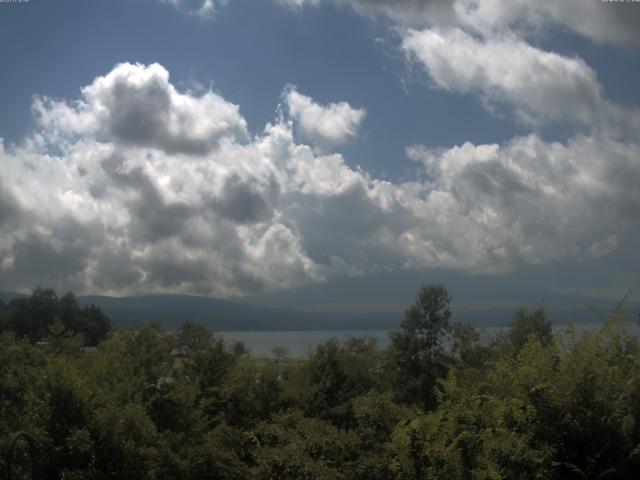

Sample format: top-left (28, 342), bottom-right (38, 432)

top-left (276, 0), bottom-right (640, 46)
top-left (1, 63), bottom-right (639, 298)
top-left (402, 28), bottom-right (605, 126)
top-left (33, 62), bottom-right (248, 155)
top-left (283, 86), bottom-right (367, 147)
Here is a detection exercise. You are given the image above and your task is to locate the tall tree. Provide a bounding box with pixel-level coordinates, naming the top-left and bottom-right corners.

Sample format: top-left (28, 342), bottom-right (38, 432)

top-left (508, 307), bottom-right (552, 351)
top-left (390, 284), bottom-right (452, 410)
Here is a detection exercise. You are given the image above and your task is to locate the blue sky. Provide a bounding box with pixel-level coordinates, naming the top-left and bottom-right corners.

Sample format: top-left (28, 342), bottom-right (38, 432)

top-left (1, 0), bottom-right (530, 179)
top-left (1, 0), bottom-right (639, 314)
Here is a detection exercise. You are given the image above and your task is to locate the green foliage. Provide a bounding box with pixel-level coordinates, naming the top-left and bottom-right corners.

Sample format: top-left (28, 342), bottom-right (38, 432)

top-left (1, 285), bottom-right (639, 479)
top-left (451, 322), bottom-right (491, 368)
top-left (285, 336), bottom-right (381, 426)
top-left (390, 284), bottom-right (452, 409)
top-left (222, 358), bottom-right (284, 428)
top-left (508, 307), bottom-right (553, 351)
top-left (253, 411), bottom-right (360, 479)
top-left (0, 288), bottom-right (111, 345)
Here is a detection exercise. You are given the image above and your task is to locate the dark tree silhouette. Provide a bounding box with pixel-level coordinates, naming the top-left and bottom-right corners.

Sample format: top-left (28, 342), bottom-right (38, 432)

top-left (390, 284), bottom-right (452, 409)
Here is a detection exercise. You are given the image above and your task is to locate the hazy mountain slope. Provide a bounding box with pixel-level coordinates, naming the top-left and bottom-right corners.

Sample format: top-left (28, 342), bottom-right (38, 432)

top-left (2, 290), bottom-right (636, 332)
top-left (77, 294), bottom-right (398, 331)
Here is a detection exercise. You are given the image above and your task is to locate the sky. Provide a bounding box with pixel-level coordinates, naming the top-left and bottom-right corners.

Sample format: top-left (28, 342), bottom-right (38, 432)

top-left (1, 0), bottom-right (639, 314)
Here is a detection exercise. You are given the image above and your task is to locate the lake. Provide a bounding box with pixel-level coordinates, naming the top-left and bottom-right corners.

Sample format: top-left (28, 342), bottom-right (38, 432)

top-left (218, 322), bottom-right (640, 357)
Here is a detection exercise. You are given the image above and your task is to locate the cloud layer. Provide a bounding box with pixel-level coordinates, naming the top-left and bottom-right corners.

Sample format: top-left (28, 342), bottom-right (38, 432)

top-left (1, 61), bottom-right (638, 297)
top-left (278, 0), bottom-right (640, 46)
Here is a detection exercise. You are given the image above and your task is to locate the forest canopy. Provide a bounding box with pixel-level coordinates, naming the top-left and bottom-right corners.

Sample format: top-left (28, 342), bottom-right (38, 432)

top-left (0, 288), bottom-right (111, 346)
top-left (1, 285), bottom-right (639, 479)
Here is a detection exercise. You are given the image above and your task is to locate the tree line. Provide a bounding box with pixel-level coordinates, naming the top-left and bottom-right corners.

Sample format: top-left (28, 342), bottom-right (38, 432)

top-left (0, 285), bottom-right (638, 479)
top-left (0, 288), bottom-right (111, 346)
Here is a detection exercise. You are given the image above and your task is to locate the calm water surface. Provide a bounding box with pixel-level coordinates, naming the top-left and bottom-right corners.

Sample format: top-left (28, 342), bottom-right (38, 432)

top-left (219, 323), bottom-right (640, 357)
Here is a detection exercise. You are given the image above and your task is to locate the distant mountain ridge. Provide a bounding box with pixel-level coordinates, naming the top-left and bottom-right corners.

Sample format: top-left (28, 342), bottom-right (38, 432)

top-left (1, 290), bottom-right (637, 332)
top-left (1, 290), bottom-right (396, 331)
top-left (0, 290), bottom-right (27, 303)
top-left (78, 294), bottom-right (398, 331)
